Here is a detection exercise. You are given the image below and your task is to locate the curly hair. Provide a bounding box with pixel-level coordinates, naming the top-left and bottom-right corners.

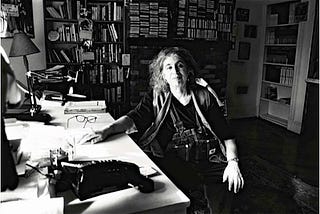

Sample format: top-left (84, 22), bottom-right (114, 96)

top-left (149, 47), bottom-right (199, 93)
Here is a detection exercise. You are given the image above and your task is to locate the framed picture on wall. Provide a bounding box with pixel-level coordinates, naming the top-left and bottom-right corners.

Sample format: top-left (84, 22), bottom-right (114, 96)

top-left (244, 25), bottom-right (257, 38)
top-left (238, 42), bottom-right (251, 60)
top-left (295, 2), bottom-right (309, 22)
top-left (236, 8), bottom-right (250, 22)
top-left (0, 0), bottom-right (35, 38)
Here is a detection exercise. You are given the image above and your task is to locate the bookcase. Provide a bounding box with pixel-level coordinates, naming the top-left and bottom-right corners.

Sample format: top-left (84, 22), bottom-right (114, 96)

top-left (259, 1), bottom-right (300, 128)
top-left (43, 0), bottom-right (127, 118)
top-left (127, 0), bottom-right (235, 114)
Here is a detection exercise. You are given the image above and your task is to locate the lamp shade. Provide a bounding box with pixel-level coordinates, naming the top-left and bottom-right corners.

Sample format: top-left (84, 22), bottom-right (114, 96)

top-left (9, 32), bottom-right (40, 57)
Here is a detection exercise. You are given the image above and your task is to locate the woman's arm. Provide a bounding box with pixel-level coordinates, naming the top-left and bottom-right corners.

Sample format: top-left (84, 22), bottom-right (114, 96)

top-left (223, 138), bottom-right (244, 193)
top-left (89, 115), bottom-right (136, 144)
top-left (224, 138), bottom-right (238, 161)
top-left (77, 91), bottom-right (154, 144)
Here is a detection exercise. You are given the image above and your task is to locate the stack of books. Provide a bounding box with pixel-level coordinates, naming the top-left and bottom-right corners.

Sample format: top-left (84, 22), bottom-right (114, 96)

top-left (64, 100), bottom-right (107, 114)
top-left (129, 0), bottom-right (169, 38)
top-left (158, 2), bottom-right (169, 38)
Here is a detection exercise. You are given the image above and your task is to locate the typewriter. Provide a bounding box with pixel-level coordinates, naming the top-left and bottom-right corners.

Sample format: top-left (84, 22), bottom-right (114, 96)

top-left (59, 160), bottom-right (154, 201)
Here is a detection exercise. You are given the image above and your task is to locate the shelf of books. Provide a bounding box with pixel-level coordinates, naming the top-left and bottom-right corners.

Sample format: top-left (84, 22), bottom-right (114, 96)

top-left (259, 1), bottom-right (299, 128)
top-left (43, 0), bottom-right (128, 118)
top-left (126, 0), bottom-right (235, 115)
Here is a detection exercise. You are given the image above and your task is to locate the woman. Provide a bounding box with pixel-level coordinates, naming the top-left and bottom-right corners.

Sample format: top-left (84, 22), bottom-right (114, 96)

top-left (86, 47), bottom-right (244, 213)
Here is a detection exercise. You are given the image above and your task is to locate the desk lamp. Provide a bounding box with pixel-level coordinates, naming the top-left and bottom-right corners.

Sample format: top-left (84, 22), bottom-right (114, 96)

top-left (9, 32), bottom-right (40, 116)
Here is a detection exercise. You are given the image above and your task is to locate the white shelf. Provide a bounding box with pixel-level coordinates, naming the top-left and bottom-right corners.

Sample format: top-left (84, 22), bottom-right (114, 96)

top-left (260, 97), bottom-right (290, 106)
top-left (264, 44), bottom-right (296, 47)
top-left (259, 113), bottom-right (288, 127)
top-left (266, 23), bottom-right (299, 28)
top-left (305, 78), bottom-right (319, 84)
top-left (262, 80), bottom-right (292, 88)
top-left (264, 62), bottom-right (295, 67)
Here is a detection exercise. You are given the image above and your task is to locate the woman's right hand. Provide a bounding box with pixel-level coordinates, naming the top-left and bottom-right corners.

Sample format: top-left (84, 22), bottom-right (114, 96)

top-left (75, 116), bottom-right (134, 144)
top-left (88, 128), bottom-right (112, 144)
top-left (73, 127), bottom-right (110, 145)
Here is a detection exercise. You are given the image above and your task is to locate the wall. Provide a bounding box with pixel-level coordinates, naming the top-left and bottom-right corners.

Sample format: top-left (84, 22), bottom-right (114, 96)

top-left (1, 0), bottom-right (46, 86)
top-left (226, 1), bottom-right (265, 119)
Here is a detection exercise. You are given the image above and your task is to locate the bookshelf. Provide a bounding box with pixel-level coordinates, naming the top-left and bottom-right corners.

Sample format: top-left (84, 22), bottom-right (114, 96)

top-left (43, 0), bottom-right (128, 118)
top-left (259, 1), bottom-right (300, 128)
top-left (127, 0), bottom-right (235, 114)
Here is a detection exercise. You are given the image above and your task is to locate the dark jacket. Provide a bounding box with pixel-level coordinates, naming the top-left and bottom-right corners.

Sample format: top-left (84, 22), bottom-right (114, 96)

top-left (136, 83), bottom-right (227, 158)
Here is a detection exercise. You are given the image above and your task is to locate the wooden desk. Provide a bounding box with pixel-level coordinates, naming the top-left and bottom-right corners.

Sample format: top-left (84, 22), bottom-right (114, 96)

top-left (41, 100), bottom-right (190, 214)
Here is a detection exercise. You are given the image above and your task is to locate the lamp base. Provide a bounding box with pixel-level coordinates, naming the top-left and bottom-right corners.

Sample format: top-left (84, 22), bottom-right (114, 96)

top-left (30, 105), bottom-right (42, 115)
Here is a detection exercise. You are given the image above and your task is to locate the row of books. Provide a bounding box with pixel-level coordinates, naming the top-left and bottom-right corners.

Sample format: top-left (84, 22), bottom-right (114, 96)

top-left (265, 30), bottom-right (297, 45)
top-left (48, 48), bottom-right (81, 63)
top-left (94, 44), bottom-right (122, 63)
top-left (104, 86), bottom-right (122, 103)
top-left (46, 0), bottom-right (78, 20)
top-left (46, 1), bottom-right (124, 22)
top-left (93, 23), bottom-right (120, 42)
top-left (187, 29), bottom-right (218, 40)
top-left (267, 2), bottom-right (299, 25)
top-left (187, 30), bottom-right (232, 41)
top-left (187, 18), bottom-right (231, 31)
top-left (174, 0), bottom-right (234, 39)
top-left (82, 65), bottom-right (124, 85)
top-left (279, 67), bottom-right (294, 86)
top-left (265, 66), bottom-right (294, 86)
top-left (51, 22), bottom-right (120, 44)
top-left (89, 2), bottom-right (122, 21)
top-left (129, 1), bottom-right (168, 38)
top-left (176, 0), bottom-right (187, 36)
top-left (48, 44), bottom-right (122, 64)
top-left (266, 54), bottom-right (291, 65)
top-left (54, 24), bottom-right (78, 42)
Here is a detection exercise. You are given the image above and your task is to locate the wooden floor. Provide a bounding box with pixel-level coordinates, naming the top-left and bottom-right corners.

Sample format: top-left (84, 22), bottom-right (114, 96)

top-left (223, 117), bottom-right (319, 213)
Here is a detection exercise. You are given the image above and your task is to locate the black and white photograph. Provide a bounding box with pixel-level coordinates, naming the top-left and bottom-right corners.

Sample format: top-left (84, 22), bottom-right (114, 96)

top-left (1, 0), bottom-right (318, 213)
top-left (236, 8), bottom-right (250, 22)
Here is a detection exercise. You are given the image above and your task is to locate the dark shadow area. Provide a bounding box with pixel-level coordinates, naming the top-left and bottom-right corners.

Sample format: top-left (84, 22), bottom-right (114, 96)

top-left (226, 117), bottom-right (319, 213)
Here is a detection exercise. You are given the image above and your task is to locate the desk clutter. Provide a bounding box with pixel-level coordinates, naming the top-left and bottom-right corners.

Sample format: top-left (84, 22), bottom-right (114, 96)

top-left (3, 119), bottom-right (156, 203)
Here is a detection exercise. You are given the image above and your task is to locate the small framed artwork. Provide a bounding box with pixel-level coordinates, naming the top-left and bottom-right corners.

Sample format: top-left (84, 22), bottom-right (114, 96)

top-left (295, 2), bottom-right (309, 22)
top-left (236, 8), bottom-right (250, 22)
top-left (244, 25), bottom-right (257, 38)
top-left (0, 0), bottom-right (35, 38)
top-left (238, 42), bottom-right (251, 60)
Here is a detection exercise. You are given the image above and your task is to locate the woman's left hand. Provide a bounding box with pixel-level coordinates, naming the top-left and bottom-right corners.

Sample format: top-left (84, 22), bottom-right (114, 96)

top-left (223, 161), bottom-right (244, 193)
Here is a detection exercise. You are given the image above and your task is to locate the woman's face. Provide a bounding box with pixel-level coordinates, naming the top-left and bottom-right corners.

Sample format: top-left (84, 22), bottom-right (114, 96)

top-left (162, 54), bottom-right (189, 90)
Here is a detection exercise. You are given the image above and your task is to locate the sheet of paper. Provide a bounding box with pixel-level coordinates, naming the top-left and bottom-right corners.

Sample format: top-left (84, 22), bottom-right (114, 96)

top-left (0, 177), bottom-right (38, 202)
top-left (20, 124), bottom-right (68, 161)
top-left (4, 121), bottom-right (30, 141)
top-left (0, 197), bottom-right (64, 214)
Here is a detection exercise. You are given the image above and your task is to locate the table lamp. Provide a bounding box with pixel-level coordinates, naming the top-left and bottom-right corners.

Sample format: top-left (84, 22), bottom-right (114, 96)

top-left (9, 32), bottom-right (40, 115)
